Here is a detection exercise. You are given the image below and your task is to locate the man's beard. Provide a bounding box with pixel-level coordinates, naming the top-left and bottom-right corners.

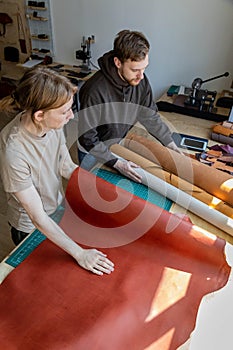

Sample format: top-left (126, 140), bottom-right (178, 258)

top-left (128, 78), bottom-right (141, 86)
top-left (118, 69), bottom-right (141, 86)
top-left (122, 74), bottom-right (141, 86)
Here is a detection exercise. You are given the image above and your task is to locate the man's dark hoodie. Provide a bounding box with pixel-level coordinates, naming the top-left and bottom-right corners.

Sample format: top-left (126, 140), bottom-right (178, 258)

top-left (78, 50), bottom-right (173, 167)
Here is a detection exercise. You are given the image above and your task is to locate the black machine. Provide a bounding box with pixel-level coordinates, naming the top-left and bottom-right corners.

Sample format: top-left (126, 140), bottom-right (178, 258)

top-left (157, 71), bottom-right (231, 122)
top-left (75, 36), bottom-right (94, 73)
top-left (184, 72), bottom-right (229, 113)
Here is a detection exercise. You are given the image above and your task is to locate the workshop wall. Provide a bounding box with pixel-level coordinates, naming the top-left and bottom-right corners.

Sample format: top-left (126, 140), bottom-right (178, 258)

top-left (51, 0), bottom-right (232, 99)
top-left (0, 0), bottom-right (31, 63)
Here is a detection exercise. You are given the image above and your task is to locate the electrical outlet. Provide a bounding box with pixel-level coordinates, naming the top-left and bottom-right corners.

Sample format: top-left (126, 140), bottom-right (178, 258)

top-left (86, 35), bottom-right (95, 44)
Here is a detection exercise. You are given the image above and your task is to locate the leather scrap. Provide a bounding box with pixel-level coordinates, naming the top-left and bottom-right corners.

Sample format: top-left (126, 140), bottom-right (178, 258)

top-left (212, 124), bottom-right (233, 137)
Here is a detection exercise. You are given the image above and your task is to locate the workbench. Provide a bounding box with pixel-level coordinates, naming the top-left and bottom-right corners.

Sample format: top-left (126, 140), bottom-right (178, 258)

top-left (0, 60), bottom-right (96, 110)
top-left (0, 60), bottom-right (96, 82)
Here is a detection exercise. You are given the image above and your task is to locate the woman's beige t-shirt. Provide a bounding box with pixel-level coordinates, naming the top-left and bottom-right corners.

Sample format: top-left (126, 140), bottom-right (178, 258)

top-left (0, 113), bottom-right (75, 232)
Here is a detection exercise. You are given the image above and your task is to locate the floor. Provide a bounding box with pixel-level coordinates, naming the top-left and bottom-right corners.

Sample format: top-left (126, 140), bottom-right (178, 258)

top-left (0, 112), bottom-right (79, 262)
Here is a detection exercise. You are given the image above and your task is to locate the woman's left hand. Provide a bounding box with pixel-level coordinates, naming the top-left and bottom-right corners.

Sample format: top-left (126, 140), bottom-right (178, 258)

top-left (76, 249), bottom-right (115, 275)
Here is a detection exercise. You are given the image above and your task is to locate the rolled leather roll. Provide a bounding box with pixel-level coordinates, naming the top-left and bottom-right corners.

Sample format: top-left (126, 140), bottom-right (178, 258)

top-left (110, 143), bottom-right (233, 219)
top-left (123, 133), bottom-right (233, 207)
top-left (213, 124), bottom-right (233, 137)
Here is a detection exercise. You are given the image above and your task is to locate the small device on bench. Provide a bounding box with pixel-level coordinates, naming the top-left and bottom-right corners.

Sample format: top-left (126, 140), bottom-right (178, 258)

top-left (172, 132), bottom-right (208, 152)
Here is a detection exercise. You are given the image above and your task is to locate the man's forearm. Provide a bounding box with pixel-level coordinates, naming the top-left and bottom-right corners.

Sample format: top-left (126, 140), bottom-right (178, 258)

top-left (79, 136), bottom-right (118, 166)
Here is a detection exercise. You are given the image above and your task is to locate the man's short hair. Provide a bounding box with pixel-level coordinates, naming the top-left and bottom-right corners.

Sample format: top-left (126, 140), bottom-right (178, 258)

top-left (113, 29), bottom-right (150, 62)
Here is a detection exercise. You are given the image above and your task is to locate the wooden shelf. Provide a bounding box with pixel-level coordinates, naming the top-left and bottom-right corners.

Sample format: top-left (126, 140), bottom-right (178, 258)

top-left (31, 35), bottom-right (49, 41)
top-left (26, 6), bottom-right (47, 10)
top-left (27, 0), bottom-right (54, 58)
top-left (32, 49), bottom-right (51, 55)
top-left (28, 14), bottom-right (48, 21)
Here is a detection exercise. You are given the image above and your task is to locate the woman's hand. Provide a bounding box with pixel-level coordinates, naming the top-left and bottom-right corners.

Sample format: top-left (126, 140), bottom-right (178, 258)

top-left (13, 186), bottom-right (114, 276)
top-left (76, 249), bottom-right (115, 275)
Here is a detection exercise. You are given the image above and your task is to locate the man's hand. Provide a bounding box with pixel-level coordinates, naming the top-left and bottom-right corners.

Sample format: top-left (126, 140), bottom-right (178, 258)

top-left (76, 249), bottom-right (114, 276)
top-left (113, 159), bottom-right (142, 183)
top-left (167, 141), bottom-right (184, 155)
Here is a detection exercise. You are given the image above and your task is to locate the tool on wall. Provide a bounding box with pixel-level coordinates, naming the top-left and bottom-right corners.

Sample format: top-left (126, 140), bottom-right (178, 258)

top-left (16, 10), bottom-right (28, 54)
top-left (0, 12), bottom-right (13, 37)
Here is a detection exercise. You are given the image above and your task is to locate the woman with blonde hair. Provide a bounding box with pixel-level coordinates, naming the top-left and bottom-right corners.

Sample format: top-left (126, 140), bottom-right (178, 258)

top-left (0, 66), bottom-right (114, 275)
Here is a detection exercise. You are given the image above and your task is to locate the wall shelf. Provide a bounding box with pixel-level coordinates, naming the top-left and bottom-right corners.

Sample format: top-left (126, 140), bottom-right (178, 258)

top-left (27, 14), bottom-right (48, 21)
top-left (32, 49), bottom-right (51, 55)
top-left (31, 35), bottom-right (49, 41)
top-left (25, 0), bottom-right (54, 58)
top-left (26, 6), bottom-right (47, 10)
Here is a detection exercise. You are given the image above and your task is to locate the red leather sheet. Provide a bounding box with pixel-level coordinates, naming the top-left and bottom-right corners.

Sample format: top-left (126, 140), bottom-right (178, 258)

top-left (0, 168), bottom-right (230, 350)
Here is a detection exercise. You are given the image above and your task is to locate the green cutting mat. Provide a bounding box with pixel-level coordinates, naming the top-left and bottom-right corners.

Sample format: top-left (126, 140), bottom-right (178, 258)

top-left (5, 205), bottom-right (65, 268)
top-left (93, 168), bottom-right (172, 210)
